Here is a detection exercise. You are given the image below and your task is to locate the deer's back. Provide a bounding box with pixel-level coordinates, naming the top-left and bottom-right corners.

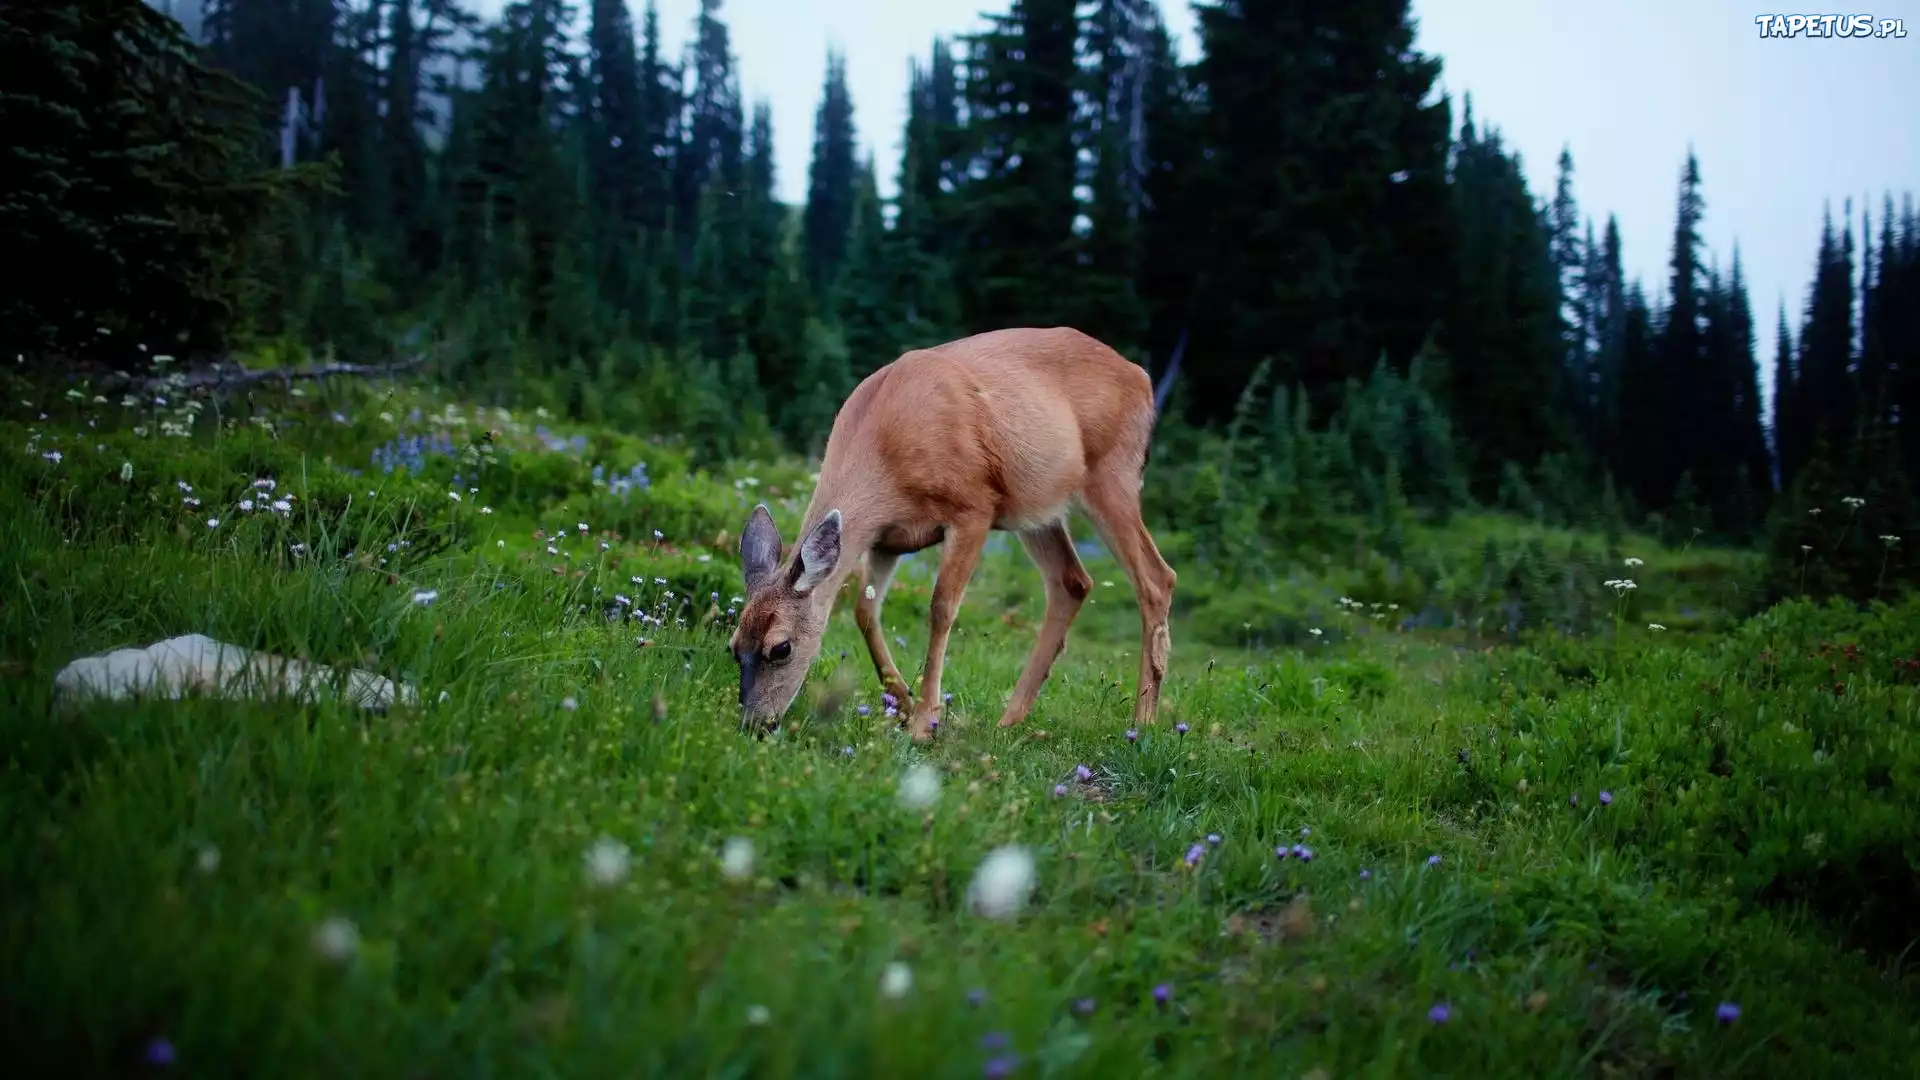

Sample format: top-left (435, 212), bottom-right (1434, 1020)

top-left (825, 328), bottom-right (1152, 526)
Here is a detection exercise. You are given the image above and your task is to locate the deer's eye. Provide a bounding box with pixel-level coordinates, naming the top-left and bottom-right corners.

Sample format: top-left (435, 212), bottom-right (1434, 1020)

top-left (766, 640), bottom-right (793, 663)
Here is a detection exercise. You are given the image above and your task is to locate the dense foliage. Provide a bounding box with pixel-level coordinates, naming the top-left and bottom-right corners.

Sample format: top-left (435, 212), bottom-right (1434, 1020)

top-left (5, 0), bottom-right (1919, 592)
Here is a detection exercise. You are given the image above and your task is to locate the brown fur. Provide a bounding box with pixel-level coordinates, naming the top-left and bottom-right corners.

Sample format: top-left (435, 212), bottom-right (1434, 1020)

top-left (730, 326), bottom-right (1177, 739)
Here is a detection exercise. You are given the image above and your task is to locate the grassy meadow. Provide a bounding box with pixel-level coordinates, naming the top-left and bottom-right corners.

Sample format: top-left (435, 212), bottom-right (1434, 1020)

top-left (3, 370), bottom-right (1918, 1078)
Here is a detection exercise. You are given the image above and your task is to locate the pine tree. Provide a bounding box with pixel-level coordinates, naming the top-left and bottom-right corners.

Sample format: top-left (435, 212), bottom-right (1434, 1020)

top-left (636, 0), bottom-right (679, 235)
top-left (950, 0), bottom-right (1081, 331)
top-left (1179, 0), bottom-right (1453, 424)
top-left (587, 0), bottom-right (645, 230)
top-left (1772, 302), bottom-right (1804, 487)
top-left (802, 48), bottom-right (858, 299)
top-left (1439, 103), bottom-right (1570, 497)
top-left (676, 0), bottom-right (744, 264)
top-left (1547, 147), bottom-right (1588, 431)
top-left (1075, 0), bottom-right (1157, 351)
top-left (886, 42), bottom-right (962, 347)
top-left (1800, 202), bottom-right (1858, 458)
top-left (1652, 149), bottom-right (1707, 508)
top-left (1, 0), bottom-right (305, 364)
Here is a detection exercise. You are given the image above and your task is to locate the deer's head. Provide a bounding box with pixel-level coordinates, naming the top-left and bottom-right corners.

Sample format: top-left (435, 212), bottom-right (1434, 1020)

top-left (730, 503), bottom-right (843, 730)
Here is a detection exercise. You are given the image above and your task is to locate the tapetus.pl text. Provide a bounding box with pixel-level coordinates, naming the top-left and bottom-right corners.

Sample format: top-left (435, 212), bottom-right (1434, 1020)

top-left (1755, 14), bottom-right (1907, 38)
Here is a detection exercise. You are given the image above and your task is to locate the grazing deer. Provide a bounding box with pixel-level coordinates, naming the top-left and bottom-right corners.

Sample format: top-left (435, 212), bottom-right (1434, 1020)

top-left (729, 326), bottom-right (1177, 741)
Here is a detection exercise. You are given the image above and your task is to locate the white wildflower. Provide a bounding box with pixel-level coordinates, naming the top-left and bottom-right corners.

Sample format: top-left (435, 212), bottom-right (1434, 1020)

top-left (1623, 556), bottom-right (1644, 568)
top-left (206, 517), bottom-right (220, 529)
top-left (583, 837), bottom-right (631, 887)
top-left (448, 490), bottom-right (462, 502)
top-left (311, 915), bottom-right (360, 963)
top-left (412, 589), bottom-right (438, 605)
top-left (1308, 627), bottom-right (1323, 637)
top-left (879, 961), bottom-right (914, 1000)
top-left (745, 1004), bottom-right (771, 1026)
top-left (119, 461), bottom-right (133, 482)
top-left (965, 844), bottom-right (1037, 921)
top-left (195, 845), bottom-right (220, 874)
top-left (720, 836), bottom-right (756, 881)
top-left (897, 763), bottom-right (942, 810)
top-left (1648, 623), bottom-right (1667, 631)
top-left (561, 696), bottom-right (578, 711)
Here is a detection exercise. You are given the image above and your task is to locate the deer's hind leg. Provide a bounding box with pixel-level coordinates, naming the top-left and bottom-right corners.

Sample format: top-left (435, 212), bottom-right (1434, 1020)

top-left (998, 520), bottom-right (1094, 729)
top-left (1079, 462), bottom-right (1177, 727)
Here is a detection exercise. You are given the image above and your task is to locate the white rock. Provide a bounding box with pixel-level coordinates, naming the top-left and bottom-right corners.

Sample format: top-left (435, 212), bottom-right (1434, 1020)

top-left (52, 633), bottom-right (418, 710)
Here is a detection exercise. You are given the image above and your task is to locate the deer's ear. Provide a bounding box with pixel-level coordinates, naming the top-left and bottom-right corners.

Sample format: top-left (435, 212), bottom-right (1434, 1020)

top-left (791, 509), bottom-right (842, 594)
top-left (741, 504), bottom-right (782, 591)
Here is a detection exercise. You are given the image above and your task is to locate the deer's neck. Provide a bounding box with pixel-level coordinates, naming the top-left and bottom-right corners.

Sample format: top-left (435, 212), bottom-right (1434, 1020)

top-left (798, 468), bottom-right (884, 611)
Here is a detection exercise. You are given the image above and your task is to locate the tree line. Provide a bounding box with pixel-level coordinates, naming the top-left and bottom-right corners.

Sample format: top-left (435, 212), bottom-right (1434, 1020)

top-left (5, 0), bottom-right (1917, 555)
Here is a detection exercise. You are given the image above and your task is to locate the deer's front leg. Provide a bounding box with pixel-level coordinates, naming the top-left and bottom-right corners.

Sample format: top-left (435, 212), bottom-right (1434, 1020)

top-left (909, 517), bottom-right (991, 742)
top-left (854, 550), bottom-right (913, 710)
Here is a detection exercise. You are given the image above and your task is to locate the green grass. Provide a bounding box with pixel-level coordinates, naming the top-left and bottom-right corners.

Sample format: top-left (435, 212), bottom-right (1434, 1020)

top-left (3, 375), bottom-right (1917, 1078)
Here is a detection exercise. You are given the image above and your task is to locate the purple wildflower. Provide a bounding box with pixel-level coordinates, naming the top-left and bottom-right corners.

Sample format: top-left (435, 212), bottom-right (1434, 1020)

top-left (1275, 845), bottom-right (1290, 860)
top-left (146, 1038), bottom-right (176, 1066)
top-left (1174, 722), bottom-right (1189, 736)
top-left (1716, 1001), bottom-right (1741, 1025)
top-left (1300, 826), bottom-right (1312, 837)
top-left (1569, 793), bottom-right (1579, 808)
top-left (1294, 845), bottom-right (1314, 861)
top-left (1428, 1002), bottom-right (1452, 1024)
top-left (883, 692), bottom-right (899, 709)
top-left (1125, 729), bottom-right (1139, 743)
top-left (944, 692), bottom-right (953, 702)
top-left (841, 746), bottom-right (855, 757)
top-left (980, 1031), bottom-right (1010, 1051)
top-left (1359, 867), bottom-right (1372, 879)
top-left (1152, 983), bottom-right (1172, 1005)
top-left (1075, 764), bottom-right (1093, 782)
top-left (1426, 854), bottom-right (1442, 867)
top-left (1206, 833), bottom-right (1221, 846)
top-left (1185, 843), bottom-right (1206, 866)
top-left (1073, 997), bottom-right (1096, 1016)
top-left (1599, 790), bottom-right (1614, 806)
top-left (1053, 784), bottom-right (1068, 798)
top-left (967, 988), bottom-right (987, 1008)
top-left (856, 704), bottom-right (871, 717)
top-left (983, 1054), bottom-right (1020, 1078)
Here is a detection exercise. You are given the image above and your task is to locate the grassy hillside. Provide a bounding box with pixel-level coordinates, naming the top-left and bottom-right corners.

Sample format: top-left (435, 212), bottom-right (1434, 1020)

top-left (2, 373), bottom-right (1915, 1077)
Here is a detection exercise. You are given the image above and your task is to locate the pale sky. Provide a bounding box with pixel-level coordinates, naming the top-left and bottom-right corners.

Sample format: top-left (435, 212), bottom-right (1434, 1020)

top-left (471, 2), bottom-right (1920, 412)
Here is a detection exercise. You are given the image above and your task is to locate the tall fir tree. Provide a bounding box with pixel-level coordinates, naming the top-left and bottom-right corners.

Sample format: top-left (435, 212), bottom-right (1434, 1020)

top-left (802, 48), bottom-right (858, 300)
top-left (949, 0), bottom-right (1082, 332)
top-left (1439, 103), bottom-right (1570, 496)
